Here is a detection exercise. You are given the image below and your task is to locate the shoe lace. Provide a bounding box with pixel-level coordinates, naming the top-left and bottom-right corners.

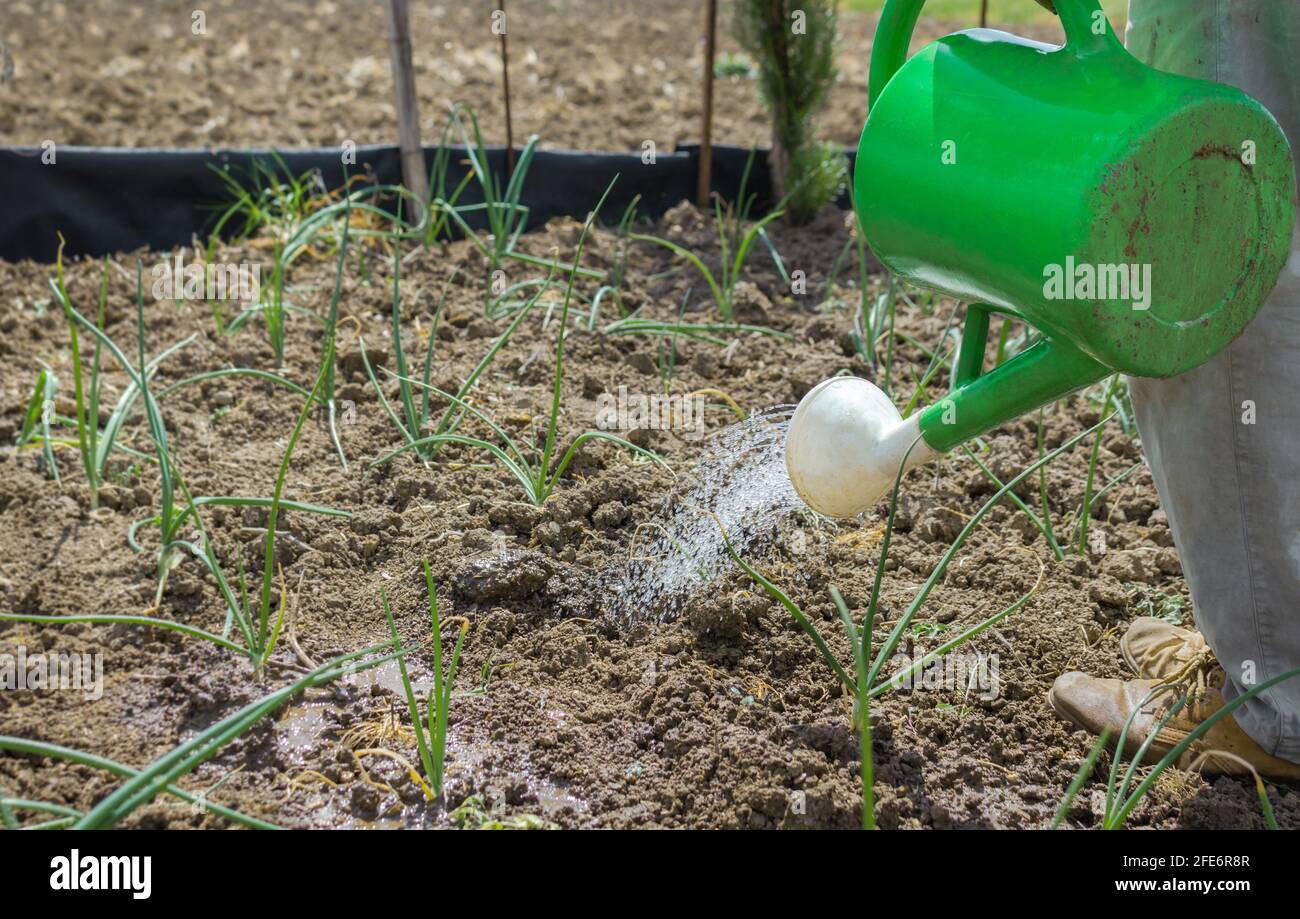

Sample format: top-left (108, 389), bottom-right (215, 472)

top-left (1148, 635), bottom-right (1223, 752)
top-left (1162, 633), bottom-right (1219, 697)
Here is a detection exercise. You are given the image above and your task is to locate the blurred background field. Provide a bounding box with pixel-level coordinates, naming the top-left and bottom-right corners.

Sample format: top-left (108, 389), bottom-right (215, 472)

top-left (0, 0), bottom-right (1130, 151)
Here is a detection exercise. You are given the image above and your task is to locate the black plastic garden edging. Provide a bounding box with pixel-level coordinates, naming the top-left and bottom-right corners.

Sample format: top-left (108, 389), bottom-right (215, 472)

top-left (0, 143), bottom-right (854, 263)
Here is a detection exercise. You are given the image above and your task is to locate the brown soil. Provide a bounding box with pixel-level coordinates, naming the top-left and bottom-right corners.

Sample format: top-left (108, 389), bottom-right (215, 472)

top-left (1, 200), bottom-right (1294, 830)
top-left (0, 0), bottom-right (1070, 151)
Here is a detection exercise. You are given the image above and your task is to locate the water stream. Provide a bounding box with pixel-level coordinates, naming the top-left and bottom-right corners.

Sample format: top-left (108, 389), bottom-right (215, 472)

top-left (602, 405), bottom-right (807, 626)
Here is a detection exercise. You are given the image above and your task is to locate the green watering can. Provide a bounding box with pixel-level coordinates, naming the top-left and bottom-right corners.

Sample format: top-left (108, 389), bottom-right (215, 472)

top-left (786, 0), bottom-right (1296, 518)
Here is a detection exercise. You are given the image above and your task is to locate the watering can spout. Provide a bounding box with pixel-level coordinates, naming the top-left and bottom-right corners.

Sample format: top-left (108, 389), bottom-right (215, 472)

top-left (784, 377), bottom-right (938, 518)
top-left (786, 329), bottom-right (1111, 518)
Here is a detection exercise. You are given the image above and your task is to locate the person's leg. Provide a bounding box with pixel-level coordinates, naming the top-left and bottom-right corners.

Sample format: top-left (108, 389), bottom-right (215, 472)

top-left (1124, 0), bottom-right (1300, 762)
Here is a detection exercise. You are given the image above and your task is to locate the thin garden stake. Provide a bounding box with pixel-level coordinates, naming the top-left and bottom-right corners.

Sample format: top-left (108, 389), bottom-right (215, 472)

top-left (698, 0), bottom-right (718, 206)
top-left (498, 0), bottom-right (516, 177)
top-left (382, 0), bottom-right (430, 205)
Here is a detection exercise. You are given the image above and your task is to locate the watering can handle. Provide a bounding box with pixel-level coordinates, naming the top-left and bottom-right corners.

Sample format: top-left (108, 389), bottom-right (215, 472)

top-left (868, 0), bottom-right (1117, 108)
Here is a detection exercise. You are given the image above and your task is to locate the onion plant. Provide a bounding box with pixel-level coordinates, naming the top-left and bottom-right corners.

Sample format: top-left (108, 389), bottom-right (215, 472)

top-left (898, 325), bottom-right (1140, 566)
top-left (204, 152), bottom-right (325, 246)
top-left (1035, 408), bottom-right (1062, 556)
top-left (27, 243), bottom-right (348, 665)
top-left (712, 414), bottom-right (1110, 826)
top-left (434, 104), bottom-right (601, 289)
top-left (41, 243), bottom-right (195, 487)
top-left (486, 197), bottom-right (657, 327)
top-left (372, 378), bottom-right (669, 506)
top-left (1075, 373), bottom-right (1121, 554)
top-left (937, 395), bottom-right (1142, 567)
top-left (863, 418), bottom-right (1106, 697)
top-left (200, 154), bottom-right (322, 328)
top-left (50, 244), bottom-right (108, 504)
top-left (1050, 728), bottom-right (1111, 829)
top-left (904, 368), bottom-right (1068, 562)
top-left (600, 193), bottom-right (642, 315)
top-left (371, 181), bottom-right (671, 504)
top-left (831, 585), bottom-right (874, 830)
top-left (180, 348), bottom-right (335, 667)
top-left (40, 310), bottom-right (199, 497)
top-left (598, 312), bottom-right (787, 344)
top-left (824, 215), bottom-right (875, 374)
top-left (871, 274), bottom-right (900, 396)
top-left (553, 194), bottom-right (647, 325)
top-left (44, 242), bottom-right (310, 516)
top-left (52, 257), bottom-right (343, 610)
top-left (357, 247), bottom-right (457, 466)
top-left (357, 199), bottom-right (562, 466)
top-left (382, 558), bottom-right (467, 800)
top-left (484, 273), bottom-right (561, 322)
top-left (359, 253), bottom-right (545, 466)
top-left (206, 159), bottom-right (428, 385)
top-left (0, 639), bottom-right (417, 829)
top-left (0, 737), bottom-right (278, 830)
top-left (442, 103), bottom-right (536, 275)
top-left (1017, 376), bottom-right (1142, 558)
top-left (14, 368), bottom-right (59, 480)
top-left (222, 177), bottom-right (429, 472)
top-left (276, 180), bottom-right (427, 267)
top-left (423, 108), bottom-right (477, 244)
top-left (3, 338), bottom-right (338, 670)
top-left (631, 152), bottom-right (784, 323)
top-left (261, 243), bottom-right (288, 366)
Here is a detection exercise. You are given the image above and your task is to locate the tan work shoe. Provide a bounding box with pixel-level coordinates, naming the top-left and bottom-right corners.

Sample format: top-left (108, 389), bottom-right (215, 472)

top-left (1120, 616), bottom-right (1212, 681)
top-left (1048, 671), bottom-right (1300, 782)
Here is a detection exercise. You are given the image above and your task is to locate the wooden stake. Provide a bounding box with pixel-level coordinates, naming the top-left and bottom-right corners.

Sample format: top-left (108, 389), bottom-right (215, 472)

top-left (382, 0), bottom-right (429, 205)
top-left (498, 2), bottom-right (516, 177)
top-left (979, 0), bottom-right (989, 28)
top-left (698, 0), bottom-right (718, 207)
